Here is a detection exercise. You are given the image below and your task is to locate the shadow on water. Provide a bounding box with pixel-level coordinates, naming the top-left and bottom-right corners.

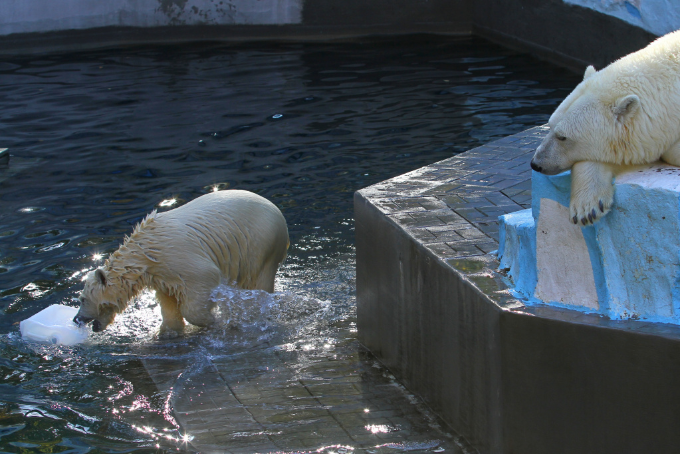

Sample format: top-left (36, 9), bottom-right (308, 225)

top-left (0, 35), bottom-right (580, 452)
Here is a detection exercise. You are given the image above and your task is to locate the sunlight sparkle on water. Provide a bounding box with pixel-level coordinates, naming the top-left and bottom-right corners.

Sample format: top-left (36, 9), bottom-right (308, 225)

top-left (21, 283), bottom-right (47, 298)
top-left (182, 433), bottom-right (194, 443)
top-left (159, 198), bottom-right (177, 207)
top-left (365, 424), bottom-right (397, 434)
top-left (314, 445), bottom-right (353, 453)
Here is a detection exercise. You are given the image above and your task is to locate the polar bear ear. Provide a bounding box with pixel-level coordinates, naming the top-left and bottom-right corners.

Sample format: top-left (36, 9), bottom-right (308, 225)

top-left (95, 268), bottom-right (108, 287)
top-left (613, 94), bottom-right (640, 122)
top-left (583, 65), bottom-right (596, 80)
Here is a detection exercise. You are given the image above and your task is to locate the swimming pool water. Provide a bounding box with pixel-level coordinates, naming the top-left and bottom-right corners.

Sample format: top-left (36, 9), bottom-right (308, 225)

top-left (0, 35), bottom-right (579, 453)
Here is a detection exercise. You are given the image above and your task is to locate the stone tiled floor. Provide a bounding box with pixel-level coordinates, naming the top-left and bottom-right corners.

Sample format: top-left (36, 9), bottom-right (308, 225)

top-left (139, 127), bottom-right (545, 453)
top-left (141, 332), bottom-right (468, 453)
top-left (359, 126), bottom-right (544, 262)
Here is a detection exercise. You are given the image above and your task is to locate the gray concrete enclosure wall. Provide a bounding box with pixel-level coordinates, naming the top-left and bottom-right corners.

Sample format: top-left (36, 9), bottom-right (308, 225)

top-left (565, 0), bottom-right (680, 36)
top-left (1, 0), bottom-right (471, 34)
top-left (0, 0), bottom-right (470, 55)
top-left (0, 0), bottom-right (304, 34)
top-left (0, 0), bottom-right (668, 71)
top-left (471, 0), bottom-right (657, 71)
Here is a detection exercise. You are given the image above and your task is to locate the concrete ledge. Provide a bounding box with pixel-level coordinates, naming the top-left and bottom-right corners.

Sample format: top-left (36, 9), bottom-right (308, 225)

top-left (355, 127), bottom-right (680, 454)
top-left (0, 23), bottom-right (472, 56)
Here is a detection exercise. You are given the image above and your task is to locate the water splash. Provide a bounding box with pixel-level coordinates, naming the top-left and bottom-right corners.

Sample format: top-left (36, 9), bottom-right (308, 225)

top-left (209, 284), bottom-right (332, 341)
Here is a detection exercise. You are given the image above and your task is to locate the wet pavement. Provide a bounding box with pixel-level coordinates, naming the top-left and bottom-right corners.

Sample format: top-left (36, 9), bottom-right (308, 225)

top-left (141, 335), bottom-right (469, 453)
top-left (360, 126), bottom-right (542, 255)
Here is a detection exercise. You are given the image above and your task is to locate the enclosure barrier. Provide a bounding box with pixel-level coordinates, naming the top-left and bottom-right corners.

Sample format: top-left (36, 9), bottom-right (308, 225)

top-left (355, 126), bottom-right (680, 454)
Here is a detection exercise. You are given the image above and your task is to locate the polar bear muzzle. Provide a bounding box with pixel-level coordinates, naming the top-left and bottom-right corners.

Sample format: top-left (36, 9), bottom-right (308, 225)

top-left (72, 313), bottom-right (106, 332)
top-left (73, 314), bottom-right (93, 326)
top-left (73, 315), bottom-right (104, 332)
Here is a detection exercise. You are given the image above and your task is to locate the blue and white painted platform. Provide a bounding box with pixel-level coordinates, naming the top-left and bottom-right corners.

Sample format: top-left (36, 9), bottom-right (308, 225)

top-left (499, 163), bottom-right (680, 324)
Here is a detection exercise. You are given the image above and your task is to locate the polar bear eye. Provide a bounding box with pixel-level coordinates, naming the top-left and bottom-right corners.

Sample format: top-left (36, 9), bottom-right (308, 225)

top-left (555, 133), bottom-right (567, 141)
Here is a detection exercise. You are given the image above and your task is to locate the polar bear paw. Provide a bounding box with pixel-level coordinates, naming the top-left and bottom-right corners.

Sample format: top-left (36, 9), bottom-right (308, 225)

top-left (569, 161), bottom-right (615, 226)
top-left (157, 325), bottom-right (183, 339)
top-left (570, 192), bottom-right (612, 226)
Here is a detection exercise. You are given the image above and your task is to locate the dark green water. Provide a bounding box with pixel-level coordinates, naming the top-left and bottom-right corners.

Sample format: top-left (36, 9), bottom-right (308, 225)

top-left (0, 35), bottom-right (579, 453)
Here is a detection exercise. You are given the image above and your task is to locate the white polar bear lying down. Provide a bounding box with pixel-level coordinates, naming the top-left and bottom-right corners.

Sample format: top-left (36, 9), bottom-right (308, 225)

top-left (530, 30), bottom-right (680, 225)
top-left (74, 189), bottom-right (289, 334)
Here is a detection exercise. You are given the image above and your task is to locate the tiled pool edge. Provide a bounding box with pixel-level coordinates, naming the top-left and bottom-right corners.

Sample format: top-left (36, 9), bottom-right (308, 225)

top-left (355, 127), bottom-right (680, 454)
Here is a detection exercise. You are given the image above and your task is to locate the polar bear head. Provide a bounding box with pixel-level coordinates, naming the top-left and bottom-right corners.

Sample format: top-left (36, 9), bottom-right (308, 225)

top-left (74, 268), bottom-right (124, 332)
top-left (531, 65), bottom-right (641, 174)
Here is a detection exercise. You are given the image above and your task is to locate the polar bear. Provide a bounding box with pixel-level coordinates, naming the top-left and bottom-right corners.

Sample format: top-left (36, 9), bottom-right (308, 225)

top-left (73, 189), bottom-right (289, 334)
top-left (530, 30), bottom-right (680, 225)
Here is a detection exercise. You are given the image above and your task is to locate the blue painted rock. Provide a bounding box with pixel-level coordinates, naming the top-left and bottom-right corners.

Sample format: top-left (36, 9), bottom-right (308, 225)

top-left (499, 163), bottom-right (680, 324)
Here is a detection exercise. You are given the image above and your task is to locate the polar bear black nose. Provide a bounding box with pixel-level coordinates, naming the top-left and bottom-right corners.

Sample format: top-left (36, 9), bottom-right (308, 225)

top-left (530, 161), bottom-right (543, 172)
top-left (73, 315), bottom-right (93, 326)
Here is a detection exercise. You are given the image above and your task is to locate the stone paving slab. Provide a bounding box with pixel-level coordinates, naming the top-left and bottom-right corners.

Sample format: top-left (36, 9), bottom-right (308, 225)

top-left (141, 337), bottom-right (467, 453)
top-left (360, 125), bottom-right (546, 262)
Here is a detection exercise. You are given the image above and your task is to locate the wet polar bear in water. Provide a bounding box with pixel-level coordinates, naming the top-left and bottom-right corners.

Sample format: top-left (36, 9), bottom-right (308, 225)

top-left (74, 189), bottom-right (289, 335)
top-left (530, 30), bottom-right (680, 225)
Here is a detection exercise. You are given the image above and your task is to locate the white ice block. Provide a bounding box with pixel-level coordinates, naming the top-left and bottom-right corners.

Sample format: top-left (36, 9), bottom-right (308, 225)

top-left (20, 304), bottom-right (88, 345)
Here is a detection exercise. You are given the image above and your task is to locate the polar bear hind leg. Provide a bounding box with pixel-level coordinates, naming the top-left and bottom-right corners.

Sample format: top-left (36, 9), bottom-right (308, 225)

top-left (569, 161), bottom-right (615, 226)
top-left (252, 261), bottom-right (281, 293)
top-left (661, 139), bottom-right (680, 166)
top-left (169, 263), bottom-right (221, 328)
top-left (181, 283), bottom-right (219, 328)
top-left (157, 290), bottom-right (185, 335)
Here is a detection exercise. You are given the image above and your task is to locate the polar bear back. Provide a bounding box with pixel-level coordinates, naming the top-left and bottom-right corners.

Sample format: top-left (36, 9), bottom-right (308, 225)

top-left (139, 190), bottom-right (289, 291)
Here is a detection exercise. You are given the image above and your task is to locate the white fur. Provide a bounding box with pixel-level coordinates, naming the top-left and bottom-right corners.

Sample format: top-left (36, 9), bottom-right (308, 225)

top-left (76, 190), bottom-right (289, 334)
top-left (531, 30), bottom-right (680, 225)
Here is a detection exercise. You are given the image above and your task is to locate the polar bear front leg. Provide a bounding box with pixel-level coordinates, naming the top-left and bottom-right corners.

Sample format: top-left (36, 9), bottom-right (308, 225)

top-left (570, 161), bottom-right (615, 226)
top-left (661, 139), bottom-right (680, 166)
top-left (156, 290), bottom-right (185, 335)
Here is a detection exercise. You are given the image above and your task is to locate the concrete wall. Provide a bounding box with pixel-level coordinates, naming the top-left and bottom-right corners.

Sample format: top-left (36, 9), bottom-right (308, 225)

top-left (0, 0), bottom-right (668, 71)
top-left (0, 0), bottom-right (303, 35)
top-left (0, 0), bottom-right (474, 34)
top-left (0, 0), bottom-right (471, 55)
top-left (355, 194), bottom-right (504, 452)
top-left (471, 0), bottom-right (657, 70)
top-left (565, 0), bottom-right (680, 36)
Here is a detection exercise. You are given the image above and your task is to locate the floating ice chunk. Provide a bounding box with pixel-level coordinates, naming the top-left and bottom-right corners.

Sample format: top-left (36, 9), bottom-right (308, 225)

top-left (20, 304), bottom-right (88, 345)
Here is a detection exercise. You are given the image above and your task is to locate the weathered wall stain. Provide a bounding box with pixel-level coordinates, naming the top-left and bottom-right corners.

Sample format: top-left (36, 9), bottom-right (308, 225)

top-left (157, 0), bottom-right (190, 24)
top-left (155, 0), bottom-right (247, 24)
top-left (158, 0), bottom-right (189, 16)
